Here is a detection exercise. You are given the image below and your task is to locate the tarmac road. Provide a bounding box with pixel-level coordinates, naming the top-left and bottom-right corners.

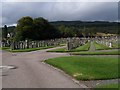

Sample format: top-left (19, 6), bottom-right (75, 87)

top-left (2, 47), bottom-right (85, 88)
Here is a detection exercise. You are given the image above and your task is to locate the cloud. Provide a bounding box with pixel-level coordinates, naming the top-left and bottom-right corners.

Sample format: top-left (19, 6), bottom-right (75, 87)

top-left (1, 2), bottom-right (118, 26)
top-left (2, 0), bottom-right (120, 2)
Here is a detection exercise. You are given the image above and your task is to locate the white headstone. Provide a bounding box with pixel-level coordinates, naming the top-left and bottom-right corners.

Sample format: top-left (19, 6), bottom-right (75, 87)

top-left (109, 42), bottom-right (112, 48)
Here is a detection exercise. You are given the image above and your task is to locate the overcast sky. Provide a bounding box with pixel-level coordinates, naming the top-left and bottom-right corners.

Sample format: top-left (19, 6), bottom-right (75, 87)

top-left (1, 0), bottom-right (119, 26)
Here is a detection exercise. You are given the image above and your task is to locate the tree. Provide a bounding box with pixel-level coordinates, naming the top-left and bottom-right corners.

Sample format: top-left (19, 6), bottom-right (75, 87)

top-left (58, 25), bottom-right (66, 37)
top-left (14, 16), bottom-right (60, 41)
top-left (33, 17), bottom-right (60, 40)
top-left (33, 17), bottom-right (49, 40)
top-left (2, 25), bottom-right (8, 39)
top-left (89, 27), bottom-right (97, 37)
top-left (64, 27), bottom-right (75, 37)
top-left (15, 16), bottom-right (33, 41)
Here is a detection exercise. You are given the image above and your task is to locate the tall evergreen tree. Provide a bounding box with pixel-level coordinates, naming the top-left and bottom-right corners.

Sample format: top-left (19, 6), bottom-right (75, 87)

top-left (2, 25), bottom-right (8, 39)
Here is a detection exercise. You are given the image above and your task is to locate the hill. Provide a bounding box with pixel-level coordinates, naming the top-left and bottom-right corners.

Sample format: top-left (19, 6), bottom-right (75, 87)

top-left (0, 21), bottom-right (119, 38)
top-left (50, 21), bottom-right (119, 34)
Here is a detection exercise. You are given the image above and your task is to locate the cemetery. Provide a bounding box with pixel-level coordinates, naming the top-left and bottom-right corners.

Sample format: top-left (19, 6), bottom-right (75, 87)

top-left (47, 36), bottom-right (119, 54)
top-left (44, 36), bottom-right (119, 88)
top-left (1, 35), bottom-right (117, 88)
top-left (45, 56), bottom-right (118, 81)
top-left (1, 32), bottom-right (119, 88)
top-left (0, 38), bottom-right (67, 52)
top-left (47, 38), bottom-right (91, 52)
top-left (1, 16), bottom-right (119, 89)
top-left (1, 36), bottom-right (119, 53)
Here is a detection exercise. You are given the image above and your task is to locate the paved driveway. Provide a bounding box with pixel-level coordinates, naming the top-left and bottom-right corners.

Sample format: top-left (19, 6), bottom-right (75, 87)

top-left (2, 47), bottom-right (85, 88)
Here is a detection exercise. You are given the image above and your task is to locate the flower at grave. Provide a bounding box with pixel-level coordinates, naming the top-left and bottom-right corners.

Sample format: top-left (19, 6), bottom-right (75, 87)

top-left (73, 73), bottom-right (83, 77)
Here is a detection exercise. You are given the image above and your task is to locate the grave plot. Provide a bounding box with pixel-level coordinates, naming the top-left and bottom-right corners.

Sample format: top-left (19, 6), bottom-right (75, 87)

top-left (1, 36), bottom-right (119, 53)
top-left (1, 38), bottom-right (67, 52)
top-left (47, 42), bottom-right (90, 52)
top-left (71, 36), bottom-right (119, 55)
top-left (47, 36), bottom-right (119, 53)
top-left (44, 36), bottom-right (119, 88)
top-left (94, 36), bottom-right (119, 50)
top-left (112, 41), bottom-right (120, 49)
top-left (93, 42), bottom-right (111, 50)
top-left (47, 37), bottom-right (90, 52)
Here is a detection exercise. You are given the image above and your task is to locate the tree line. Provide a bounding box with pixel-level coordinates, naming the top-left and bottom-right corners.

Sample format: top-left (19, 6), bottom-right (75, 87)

top-left (13, 16), bottom-right (61, 41)
top-left (2, 16), bottom-right (119, 41)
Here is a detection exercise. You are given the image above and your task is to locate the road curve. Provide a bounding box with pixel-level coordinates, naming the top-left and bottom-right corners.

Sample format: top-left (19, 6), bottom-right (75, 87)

top-left (2, 47), bottom-right (85, 88)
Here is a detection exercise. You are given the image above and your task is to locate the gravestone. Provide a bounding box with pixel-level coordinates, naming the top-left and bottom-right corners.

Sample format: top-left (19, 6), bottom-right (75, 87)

top-left (109, 42), bottom-right (112, 48)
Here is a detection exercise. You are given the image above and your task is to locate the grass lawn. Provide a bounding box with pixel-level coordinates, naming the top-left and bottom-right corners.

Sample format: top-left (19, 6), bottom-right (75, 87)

top-left (2, 46), bottom-right (55, 52)
top-left (96, 83), bottom-right (119, 88)
top-left (0, 47), bottom-right (10, 50)
top-left (73, 42), bottom-right (90, 51)
top-left (1, 44), bottom-right (66, 52)
top-left (94, 42), bottom-right (111, 50)
top-left (45, 56), bottom-right (119, 81)
top-left (47, 42), bottom-right (90, 52)
top-left (112, 43), bottom-right (120, 49)
top-left (94, 83), bottom-right (119, 90)
top-left (47, 47), bottom-right (68, 52)
top-left (71, 50), bottom-right (119, 55)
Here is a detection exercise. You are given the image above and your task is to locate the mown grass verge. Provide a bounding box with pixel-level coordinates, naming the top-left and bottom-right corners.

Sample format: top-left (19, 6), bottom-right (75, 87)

top-left (1, 46), bottom-right (55, 52)
top-left (0, 47), bottom-right (10, 50)
top-left (93, 42), bottom-right (111, 50)
top-left (45, 56), bottom-right (119, 81)
top-left (47, 42), bottom-right (90, 52)
top-left (71, 50), bottom-right (119, 55)
top-left (1, 43), bottom-right (66, 52)
top-left (94, 83), bottom-right (119, 90)
top-left (112, 42), bottom-right (120, 49)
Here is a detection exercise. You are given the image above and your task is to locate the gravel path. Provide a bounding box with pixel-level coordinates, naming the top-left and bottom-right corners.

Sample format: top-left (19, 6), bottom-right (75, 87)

top-left (89, 42), bottom-right (96, 52)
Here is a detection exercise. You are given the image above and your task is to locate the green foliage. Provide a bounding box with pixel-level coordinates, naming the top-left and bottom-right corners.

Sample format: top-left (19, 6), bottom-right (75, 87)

top-left (15, 16), bottom-right (33, 41)
top-left (14, 16), bottom-right (60, 41)
top-left (47, 47), bottom-right (67, 52)
top-left (93, 42), bottom-right (111, 50)
top-left (112, 42), bottom-right (120, 49)
top-left (73, 42), bottom-right (90, 51)
top-left (71, 50), bottom-right (119, 55)
top-left (2, 25), bottom-right (8, 39)
top-left (51, 21), bottom-right (119, 35)
top-left (58, 25), bottom-right (99, 38)
top-left (0, 47), bottom-right (10, 50)
top-left (47, 42), bottom-right (91, 52)
top-left (45, 56), bottom-right (119, 80)
top-left (96, 83), bottom-right (120, 90)
top-left (58, 25), bottom-right (83, 37)
top-left (2, 46), bottom-right (55, 52)
top-left (33, 17), bottom-right (60, 40)
top-left (0, 28), bottom-right (2, 38)
top-left (9, 46), bottom-right (54, 52)
top-left (2, 20), bottom-right (119, 41)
